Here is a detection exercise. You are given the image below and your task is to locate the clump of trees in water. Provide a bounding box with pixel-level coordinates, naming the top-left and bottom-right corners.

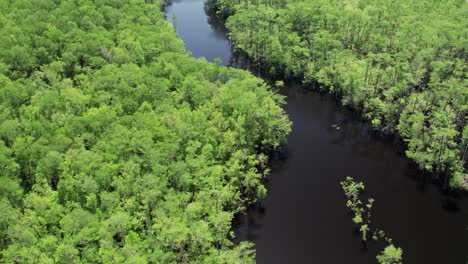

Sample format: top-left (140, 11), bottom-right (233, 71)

top-left (341, 177), bottom-right (403, 264)
top-left (207, 0), bottom-right (468, 189)
top-left (0, 0), bottom-right (291, 262)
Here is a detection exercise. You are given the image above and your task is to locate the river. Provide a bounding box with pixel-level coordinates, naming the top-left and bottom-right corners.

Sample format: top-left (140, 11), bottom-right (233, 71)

top-left (164, 1), bottom-right (468, 263)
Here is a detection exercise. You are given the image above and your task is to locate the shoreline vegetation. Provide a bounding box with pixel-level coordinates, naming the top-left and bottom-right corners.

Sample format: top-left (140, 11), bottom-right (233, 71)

top-left (206, 0), bottom-right (468, 189)
top-left (0, 0), bottom-right (290, 262)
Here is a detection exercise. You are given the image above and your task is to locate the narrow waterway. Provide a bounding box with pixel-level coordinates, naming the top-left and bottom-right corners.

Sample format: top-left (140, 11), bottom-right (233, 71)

top-left (165, 1), bottom-right (468, 263)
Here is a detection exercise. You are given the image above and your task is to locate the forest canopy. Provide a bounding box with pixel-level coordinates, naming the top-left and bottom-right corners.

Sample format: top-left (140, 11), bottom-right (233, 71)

top-left (0, 0), bottom-right (291, 263)
top-left (208, 0), bottom-right (468, 188)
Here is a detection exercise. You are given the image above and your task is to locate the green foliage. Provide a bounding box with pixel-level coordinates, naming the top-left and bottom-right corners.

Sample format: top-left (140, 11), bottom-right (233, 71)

top-left (377, 244), bottom-right (403, 264)
top-left (341, 177), bottom-right (403, 262)
top-left (209, 0), bottom-right (468, 188)
top-left (341, 177), bottom-right (372, 241)
top-left (0, 0), bottom-right (291, 262)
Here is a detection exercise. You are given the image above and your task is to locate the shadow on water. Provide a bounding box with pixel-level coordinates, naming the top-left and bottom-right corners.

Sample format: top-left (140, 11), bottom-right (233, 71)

top-left (164, 1), bottom-right (468, 263)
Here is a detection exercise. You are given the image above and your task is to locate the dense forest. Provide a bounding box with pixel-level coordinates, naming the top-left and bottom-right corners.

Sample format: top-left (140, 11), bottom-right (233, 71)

top-left (207, 0), bottom-right (468, 188)
top-left (0, 0), bottom-right (291, 262)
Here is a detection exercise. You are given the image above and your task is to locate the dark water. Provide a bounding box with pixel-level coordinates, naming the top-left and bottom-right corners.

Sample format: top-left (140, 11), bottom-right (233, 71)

top-left (164, 1), bottom-right (468, 263)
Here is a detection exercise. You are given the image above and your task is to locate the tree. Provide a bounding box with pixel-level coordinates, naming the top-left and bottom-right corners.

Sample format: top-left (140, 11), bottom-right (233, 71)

top-left (377, 244), bottom-right (403, 264)
top-left (341, 177), bottom-right (403, 262)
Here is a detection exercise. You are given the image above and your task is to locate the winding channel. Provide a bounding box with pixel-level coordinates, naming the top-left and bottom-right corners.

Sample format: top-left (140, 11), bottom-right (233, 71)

top-left (164, 1), bottom-right (468, 263)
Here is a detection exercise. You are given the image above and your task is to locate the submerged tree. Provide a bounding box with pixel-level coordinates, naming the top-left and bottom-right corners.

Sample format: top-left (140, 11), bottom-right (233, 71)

top-left (377, 244), bottom-right (403, 264)
top-left (341, 177), bottom-right (404, 263)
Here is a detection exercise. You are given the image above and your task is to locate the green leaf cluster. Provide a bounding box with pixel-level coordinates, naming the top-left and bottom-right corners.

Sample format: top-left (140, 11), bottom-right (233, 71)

top-left (376, 244), bottom-right (403, 264)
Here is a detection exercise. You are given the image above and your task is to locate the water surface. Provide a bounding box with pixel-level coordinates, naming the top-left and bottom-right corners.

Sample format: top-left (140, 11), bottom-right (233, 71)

top-left (165, 1), bottom-right (468, 263)
top-left (165, 0), bottom-right (231, 65)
